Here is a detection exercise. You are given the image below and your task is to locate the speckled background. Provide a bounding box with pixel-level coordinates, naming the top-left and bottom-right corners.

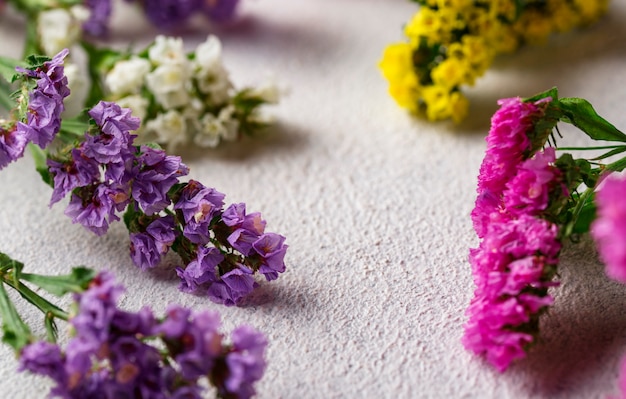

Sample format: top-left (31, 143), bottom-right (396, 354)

top-left (1, 0), bottom-right (626, 398)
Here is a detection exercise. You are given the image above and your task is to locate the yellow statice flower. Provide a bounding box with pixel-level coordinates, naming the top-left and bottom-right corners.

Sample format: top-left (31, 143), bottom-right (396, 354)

top-left (513, 10), bottom-right (553, 45)
top-left (379, 0), bottom-right (609, 123)
top-left (573, 0), bottom-right (609, 25)
top-left (379, 43), bottom-right (420, 112)
top-left (431, 57), bottom-right (469, 89)
top-left (379, 42), bottom-right (414, 84)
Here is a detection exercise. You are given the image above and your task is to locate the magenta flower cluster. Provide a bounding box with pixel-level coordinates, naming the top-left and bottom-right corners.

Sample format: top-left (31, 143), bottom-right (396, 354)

top-left (47, 101), bottom-right (287, 305)
top-left (0, 50), bottom-right (70, 170)
top-left (592, 175), bottom-right (626, 283)
top-left (463, 97), bottom-right (565, 372)
top-left (18, 272), bottom-right (267, 399)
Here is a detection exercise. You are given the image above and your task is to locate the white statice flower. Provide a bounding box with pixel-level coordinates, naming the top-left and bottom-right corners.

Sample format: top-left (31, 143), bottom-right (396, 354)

top-left (37, 6), bottom-right (88, 56)
top-left (248, 81), bottom-right (281, 104)
top-left (115, 95), bottom-right (149, 124)
top-left (105, 57), bottom-right (151, 96)
top-left (149, 36), bottom-right (187, 66)
top-left (193, 36), bottom-right (232, 103)
top-left (194, 113), bottom-right (227, 148)
top-left (145, 64), bottom-right (190, 109)
top-left (62, 63), bottom-right (89, 117)
top-left (144, 110), bottom-right (189, 150)
top-left (217, 105), bottom-right (240, 141)
top-left (194, 35), bottom-right (222, 70)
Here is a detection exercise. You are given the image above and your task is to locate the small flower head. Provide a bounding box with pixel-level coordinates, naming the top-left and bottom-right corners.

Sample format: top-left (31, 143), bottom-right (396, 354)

top-left (592, 175), bottom-right (626, 283)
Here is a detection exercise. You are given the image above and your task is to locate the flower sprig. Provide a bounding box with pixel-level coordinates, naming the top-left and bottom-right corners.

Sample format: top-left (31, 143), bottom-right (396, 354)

top-left (463, 86), bottom-right (626, 372)
top-left (96, 35), bottom-right (279, 152)
top-left (1, 50), bottom-right (287, 306)
top-left (380, 0), bottom-right (609, 122)
top-left (0, 251), bottom-right (267, 398)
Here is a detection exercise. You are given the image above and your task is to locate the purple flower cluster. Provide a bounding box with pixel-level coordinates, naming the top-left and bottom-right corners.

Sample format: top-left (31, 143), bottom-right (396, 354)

top-left (82, 0), bottom-right (113, 36)
top-left (126, 0), bottom-right (239, 28)
top-left (0, 50), bottom-right (70, 170)
top-left (592, 175), bottom-right (626, 283)
top-left (47, 101), bottom-right (286, 304)
top-left (464, 97), bottom-right (567, 371)
top-left (49, 101), bottom-right (188, 236)
top-left (18, 272), bottom-right (268, 399)
top-left (174, 187), bottom-right (288, 306)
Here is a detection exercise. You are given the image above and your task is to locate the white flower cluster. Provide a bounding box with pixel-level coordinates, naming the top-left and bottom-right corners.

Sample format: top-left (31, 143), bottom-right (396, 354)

top-left (104, 35), bottom-right (278, 151)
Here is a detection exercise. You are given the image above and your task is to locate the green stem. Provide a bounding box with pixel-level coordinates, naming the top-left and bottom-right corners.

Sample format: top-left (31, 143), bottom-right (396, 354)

top-left (0, 79), bottom-right (15, 112)
top-left (2, 276), bottom-right (69, 321)
top-left (555, 145), bottom-right (625, 151)
top-left (564, 186), bottom-right (594, 238)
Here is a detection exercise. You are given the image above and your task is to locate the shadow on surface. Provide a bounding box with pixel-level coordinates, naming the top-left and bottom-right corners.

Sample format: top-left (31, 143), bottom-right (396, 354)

top-left (176, 120), bottom-right (311, 163)
top-left (510, 239), bottom-right (626, 397)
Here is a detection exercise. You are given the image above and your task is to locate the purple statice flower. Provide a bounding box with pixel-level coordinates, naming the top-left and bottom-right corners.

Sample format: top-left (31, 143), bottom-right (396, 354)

top-left (503, 147), bottom-right (562, 217)
top-left (202, 0), bottom-right (240, 22)
top-left (221, 325), bottom-right (267, 399)
top-left (158, 306), bottom-right (222, 380)
top-left (140, 0), bottom-right (201, 27)
top-left (83, 101), bottom-right (139, 164)
top-left (129, 216), bottom-right (177, 270)
top-left (174, 180), bottom-right (225, 244)
top-left (592, 175), bottom-right (626, 283)
top-left (223, 203), bottom-right (266, 255)
top-left (0, 124), bottom-right (28, 170)
top-left (463, 215), bottom-right (561, 372)
top-left (65, 184), bottom-right (126, 236)
top-left (129, 232), bottom-right (162, 270)
top-left (477, 97), bottom-right (550, 197)
top-left (18, 341), bottom-right (66, 384)
top-left (252, 233), bottom-right (287, 281)
top-left (82, 0), bottom-right (113, 36)
top-left (19, 272), bottom-right (268, 397)
top-left (219, 264), bottom-right (257, 300)
top-left (177, 246), bottom-right (224, 293)
top-left (48, 148), bottom-right (101, 205)
top-left (132, 146), bottom-right (188, 215)
top-left (15, 49), bottom-right (70, 149)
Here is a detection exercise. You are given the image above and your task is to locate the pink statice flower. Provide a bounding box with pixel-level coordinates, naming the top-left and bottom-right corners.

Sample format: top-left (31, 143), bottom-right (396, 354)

top-left (463, 215), bottom-right (561, 372)
top-left (591, 175), bottom-right (626, 283)
top-left (504, 147), bottom-right (562, 217)
top-left (610, 356), bottom-right (626, 399)
top-left (478, 97), bottom-right (550, 196)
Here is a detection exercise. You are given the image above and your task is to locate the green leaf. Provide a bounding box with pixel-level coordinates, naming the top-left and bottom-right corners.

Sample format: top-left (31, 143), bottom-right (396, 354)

top-left (0, 282), bottom-right (31, 351)
top-left (28, 143), bottom-right (53, 188)
top-left (21, 267), bottom-right (96, 297)
top-left (0, 56), bottom-right (22, 83)
top-left (60, 117), bottom-right (89, 137)
top-left (523, 87), bottom-right (559, 104)
top-left (592, 146), bottom-right (626, 161)
top-left (571, 200), bottom-right (596, 235)
top-left (0, 252), bottom-right (24, 273)
top-left (558, 98), bottom-right (626, 143)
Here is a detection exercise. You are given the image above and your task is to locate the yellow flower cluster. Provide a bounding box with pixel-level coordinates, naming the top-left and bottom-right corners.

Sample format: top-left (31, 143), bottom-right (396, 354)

top-left (380, 0), bottom-right (609, 123)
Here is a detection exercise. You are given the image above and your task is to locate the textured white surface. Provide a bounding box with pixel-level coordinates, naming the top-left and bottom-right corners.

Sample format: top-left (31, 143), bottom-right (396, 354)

top-left (2, 0), bottom-right (626, 398)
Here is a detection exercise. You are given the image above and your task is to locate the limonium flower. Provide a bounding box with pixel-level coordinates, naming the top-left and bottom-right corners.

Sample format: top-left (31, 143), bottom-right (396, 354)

top-left (126, 0), bottom-right (240, 28)
top-left (471, 96), bottom-right (556, 238)
top-left (463, 215), bottom-right (561, 371)
top-left (0, 50), bottom-right (69, 170)
top-left (18, 272), bottom-right (268, 398)
top-left (592, 175), bottom-right (626, 283)
top-left (103, 35), bottom-right (278, 152)
top-left (46, 101), bottom-right (287, 305)
top-left (380, 0), bottom-right (609, 122)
